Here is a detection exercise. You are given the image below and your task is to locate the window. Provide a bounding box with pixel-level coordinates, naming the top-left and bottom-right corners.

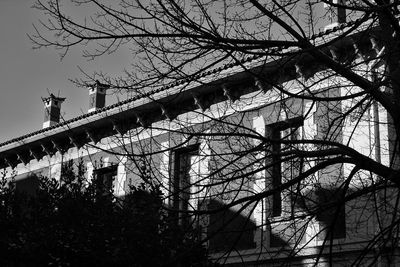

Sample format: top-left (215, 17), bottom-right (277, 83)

top-left (93, 165), bottom-right (117, 197)
top-left (172, 144), bottom-right (199, 225)
top-left (268, 117), bottom-right (303, 217)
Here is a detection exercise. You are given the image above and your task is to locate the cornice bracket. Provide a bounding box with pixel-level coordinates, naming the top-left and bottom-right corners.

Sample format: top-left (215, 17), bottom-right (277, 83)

top-left (86, 130), bottom-right (100, 144)
top-left (160, 105), bottom-right (178, 121)
top-left (222, 84), bottom-right (240, 102)
top-left (52, 140), bottom-right (65, 154)
top-left (329, 46), bottom-right (339, 61)
top-left (370, 37), bottom-right (381, 54)
top-left (350, 38), bottom-right (365, 61)
top-left (17, 153), bottom-right (28, 165)
top-left (192, 93), bottom-right (212, 111)
top-left (112, 120), bottom-right (129, 136)
top-left (4, 158), bottom-right (17, 169)
top-left (294, 63), bottom-right (317, 81)
top-left (136, 114), bottom-right (149, 128)
top-left (30, 149), bottom-right (41, 161)
top-left (69, 136), bottom-right (82, 149)
top-left (41, 144), bottom-right (52, 156)
top-left (254, 78), bottom-right (272, 93)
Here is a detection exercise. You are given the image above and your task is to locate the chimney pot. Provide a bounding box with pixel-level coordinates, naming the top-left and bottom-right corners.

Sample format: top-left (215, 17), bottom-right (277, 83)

top-left (42, 94), bottom-right (66, 129)
top-left (324, 0), bottom-right (346, 30)
top-left (88, 81), bottom-right (110, 112)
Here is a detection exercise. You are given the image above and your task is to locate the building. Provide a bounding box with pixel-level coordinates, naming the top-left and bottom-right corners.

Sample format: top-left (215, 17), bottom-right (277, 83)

top-left (0, 12), bottom-right (397, 266)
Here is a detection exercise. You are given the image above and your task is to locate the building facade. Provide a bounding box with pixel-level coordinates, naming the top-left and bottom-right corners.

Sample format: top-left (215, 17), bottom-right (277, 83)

top-left (0, 17), bottom-right (397, 266)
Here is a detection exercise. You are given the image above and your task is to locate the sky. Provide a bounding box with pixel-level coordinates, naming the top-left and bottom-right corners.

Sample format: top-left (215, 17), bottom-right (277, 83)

top-left (0, 0), bottom-right (131, 143)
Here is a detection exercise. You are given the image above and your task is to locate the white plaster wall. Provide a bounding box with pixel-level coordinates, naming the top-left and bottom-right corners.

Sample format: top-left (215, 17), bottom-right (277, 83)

top-left (159, 141), bottom-right (170, 204)
top-left (252, 115), bottom-right (266, 230)
top-left (114, 156), bottom-right (127, 197)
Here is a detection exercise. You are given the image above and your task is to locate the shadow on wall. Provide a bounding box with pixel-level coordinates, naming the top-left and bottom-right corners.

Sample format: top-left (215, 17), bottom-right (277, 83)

top-left (14, 174), bottom-right (40, 196)
top-left (206, 185), bottom-right (346, 255)
top-left (314, 187), bottom-right (346, 240)
top-left (207, 198), bottom-right (257, 252)
top-left (298, 186), bottom-right (347, 241)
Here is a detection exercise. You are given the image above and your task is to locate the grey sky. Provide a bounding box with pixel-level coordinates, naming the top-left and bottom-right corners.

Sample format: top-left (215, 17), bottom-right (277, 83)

top-left (0, 0), bottom-right (131, 143)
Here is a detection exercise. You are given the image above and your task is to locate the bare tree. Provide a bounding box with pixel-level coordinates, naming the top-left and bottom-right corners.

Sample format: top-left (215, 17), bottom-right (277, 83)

top-left (31, 0), bottom-right (400, 265)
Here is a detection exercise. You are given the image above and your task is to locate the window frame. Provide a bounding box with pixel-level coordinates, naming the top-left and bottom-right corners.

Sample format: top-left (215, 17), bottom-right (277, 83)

top-left (171, 144), bottom-right (200, 224)
top-left (268, 116), bottom-right (304, 218)
top-left (93, 164), bottom-right (118, 197)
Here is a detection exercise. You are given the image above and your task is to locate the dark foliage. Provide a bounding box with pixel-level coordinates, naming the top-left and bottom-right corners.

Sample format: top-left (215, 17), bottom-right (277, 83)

top-left (0, 162), bottom-right (212, 267)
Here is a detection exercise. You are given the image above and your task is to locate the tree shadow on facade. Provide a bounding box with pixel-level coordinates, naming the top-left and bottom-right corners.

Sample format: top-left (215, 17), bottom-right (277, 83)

top-left (204, 185), bottom-right (347, 265)
top-left (313, 187), bottom-right (346, 240)
top-left (207, 198), bottom-right (257, 252)
top-left (206, 186), bottom-right (346, 251)
top-left (296, 186), bottom-right (347, 241)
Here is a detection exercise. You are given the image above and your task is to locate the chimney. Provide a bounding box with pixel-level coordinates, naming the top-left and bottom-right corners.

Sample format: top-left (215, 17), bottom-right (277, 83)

top-left (324, 0), bottom-right (346, 30)
top-left (42, 94), bottom-right (66, 129)
top-left (88, 80), bottom-right (110, 112)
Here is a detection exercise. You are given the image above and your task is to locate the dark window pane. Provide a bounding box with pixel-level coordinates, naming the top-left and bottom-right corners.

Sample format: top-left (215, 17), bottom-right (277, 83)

top-left (173, 145), bottom-right (199, 225)
top-left (94, 165), bottom-right (117, 196)
top-left (268, 117), bottom-right (303, 218)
